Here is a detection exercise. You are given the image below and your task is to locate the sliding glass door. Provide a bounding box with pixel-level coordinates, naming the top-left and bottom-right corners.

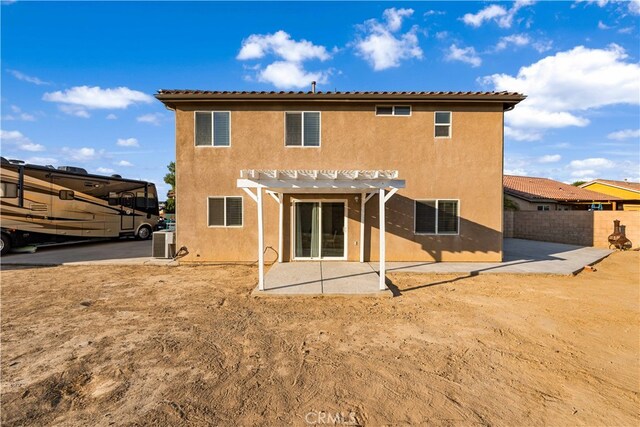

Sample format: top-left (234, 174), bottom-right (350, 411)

top-left (294, 201), bottom-right (345, 259)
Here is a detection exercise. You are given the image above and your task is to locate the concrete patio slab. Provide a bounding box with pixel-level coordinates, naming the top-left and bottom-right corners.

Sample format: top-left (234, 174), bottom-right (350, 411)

top-left (258, 261), bottom-right (388, 296)
top-left (370, 239), bottom-right (613, 276)
top-left (262, 262), bottom-right (323, 294)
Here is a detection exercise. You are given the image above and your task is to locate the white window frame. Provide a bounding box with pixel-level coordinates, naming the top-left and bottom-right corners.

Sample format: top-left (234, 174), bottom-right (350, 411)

top-left (434, 111), bottom-right (452, 139)
top-left (207, 196), bottom-right (243, 228)
top-left (290, 198), bottom-right (348, 261)
top-left (284, 111), bottom-right (322, 148)
top-left (194, 111), bottom-right (231, 148)
top-left (414, 199), bottom-right (460, 235)
top-left (375, 105), bottom-right (412, 117)
top-left (537, 205), bottom-right (550, 211)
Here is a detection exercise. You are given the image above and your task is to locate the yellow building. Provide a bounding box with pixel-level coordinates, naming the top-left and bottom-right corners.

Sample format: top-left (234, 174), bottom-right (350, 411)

top-left (580, 179), bottom-right (640, 211)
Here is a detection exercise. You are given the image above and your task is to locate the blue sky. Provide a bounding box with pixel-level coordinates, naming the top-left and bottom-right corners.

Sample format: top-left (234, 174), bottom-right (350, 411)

top-left (1, 0), bottom-right (639, 198)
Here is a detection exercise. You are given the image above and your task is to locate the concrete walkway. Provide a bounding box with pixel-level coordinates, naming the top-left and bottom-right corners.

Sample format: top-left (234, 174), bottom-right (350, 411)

top-left (371, 239), bottom-right (613, 276)
top-left (258, 239), bottom-right (613, 295)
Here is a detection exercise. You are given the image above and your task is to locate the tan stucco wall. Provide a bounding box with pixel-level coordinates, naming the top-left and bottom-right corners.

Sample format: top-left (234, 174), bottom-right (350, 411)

top-left (174, 101), bottom-right (505, 262)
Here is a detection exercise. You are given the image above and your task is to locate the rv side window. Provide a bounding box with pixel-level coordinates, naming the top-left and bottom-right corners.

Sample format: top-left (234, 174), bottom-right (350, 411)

top-left (0, 182), bottom-right (18, 198)
top-left (108, 192), bottom-right (119, 205)
top-left (59, 190), bottom-right (74, 200)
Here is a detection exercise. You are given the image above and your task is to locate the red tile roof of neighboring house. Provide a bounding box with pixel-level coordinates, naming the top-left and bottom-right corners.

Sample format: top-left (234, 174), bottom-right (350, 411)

top-left (581, 179), bottom-right (640, 193)
top-left (155, 90), bottom-right (526, 110)
top-left (504, 175), bottom-right (620, 202)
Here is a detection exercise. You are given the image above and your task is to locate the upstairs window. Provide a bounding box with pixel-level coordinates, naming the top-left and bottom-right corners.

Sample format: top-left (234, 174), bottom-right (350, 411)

top-left (195, 111), bottom-right (230, 147)
top-left (208, 196), bottom-right (243, 227)
top-left (285, 112), bottom-right (320, 147)
top-left (376, 105), bottom-right (411, 116)
top-left (435, 111), bottom-right (452, 138)
top-left (415, 199), bottom-right (459, 234)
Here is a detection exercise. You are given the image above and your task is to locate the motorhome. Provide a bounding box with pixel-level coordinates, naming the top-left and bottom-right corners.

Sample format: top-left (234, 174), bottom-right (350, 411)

top-left (0, 157), bottom-right (160, 255)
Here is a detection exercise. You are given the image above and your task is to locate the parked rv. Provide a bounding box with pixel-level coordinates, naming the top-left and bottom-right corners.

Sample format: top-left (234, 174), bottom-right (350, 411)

top-left (0, 157), bottom-right (160, 255)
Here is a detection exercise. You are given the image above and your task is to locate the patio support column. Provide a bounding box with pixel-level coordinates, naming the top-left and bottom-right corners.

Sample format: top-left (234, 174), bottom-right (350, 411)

top-left (379, 188), bottom-right (386, 290)
top-left (257, 187), bottom-right (264, 290)
top-left (360, 192), bottom-right (366, 263)
top-left (278, 193), bottom-right (283, 263)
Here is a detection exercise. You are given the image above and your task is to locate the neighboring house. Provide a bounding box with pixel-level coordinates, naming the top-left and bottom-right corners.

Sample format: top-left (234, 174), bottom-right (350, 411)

top-left (580, 179), bottom-right (640, 211)
top-left (156, 89), bottom-right (525, 288)
top-left (504, 175), bottom-right (620, 211)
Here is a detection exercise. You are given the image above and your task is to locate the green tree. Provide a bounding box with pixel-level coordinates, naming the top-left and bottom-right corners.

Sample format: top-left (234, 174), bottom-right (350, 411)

top-left (164, 161), bottom-right (176, 213)
top-left (571, 180), bottom-right (587, 187)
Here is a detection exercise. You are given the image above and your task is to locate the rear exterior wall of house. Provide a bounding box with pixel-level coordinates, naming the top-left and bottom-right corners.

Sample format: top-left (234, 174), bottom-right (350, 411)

top-left (173, 101), bottom-right (505, 262)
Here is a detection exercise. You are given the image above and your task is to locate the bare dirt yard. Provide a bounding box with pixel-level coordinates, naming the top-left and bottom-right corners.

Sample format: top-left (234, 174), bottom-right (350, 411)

top-left (1, 251), bottom-right (638, 426)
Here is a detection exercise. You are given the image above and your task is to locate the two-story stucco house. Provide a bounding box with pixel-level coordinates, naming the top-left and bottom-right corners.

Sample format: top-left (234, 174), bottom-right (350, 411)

top-left (156, 89), bottom-right (525, 289)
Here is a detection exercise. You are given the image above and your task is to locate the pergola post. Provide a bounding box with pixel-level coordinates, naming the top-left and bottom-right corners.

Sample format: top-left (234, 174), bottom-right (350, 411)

top-left (257, 187), bottom-right (264, 290)
top-left (379, 188), bottom-right (386, 290)
top-left (278, 193), bottom-right (283, 263)
top-left (360, 192), bottom-right (366, 263)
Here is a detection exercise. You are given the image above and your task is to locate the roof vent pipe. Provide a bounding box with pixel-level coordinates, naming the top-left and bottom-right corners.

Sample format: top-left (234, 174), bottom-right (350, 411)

top-left (311, 81), bottom-right (316, 93)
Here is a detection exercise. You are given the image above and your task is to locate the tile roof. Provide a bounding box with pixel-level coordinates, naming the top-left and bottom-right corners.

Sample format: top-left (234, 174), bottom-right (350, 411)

top-left (155, 90), bottom-right (525, 110)
top-left (582, 179), bottom-right (640, 193)
top-left (504, 175), bottom-right (620, 202)
top-left (157, 90), bottom-right (523, 97)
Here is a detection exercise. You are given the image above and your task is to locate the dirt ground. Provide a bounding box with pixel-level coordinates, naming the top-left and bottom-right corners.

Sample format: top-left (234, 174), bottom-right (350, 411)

top-left (1, 252), bottom-right (638, 426)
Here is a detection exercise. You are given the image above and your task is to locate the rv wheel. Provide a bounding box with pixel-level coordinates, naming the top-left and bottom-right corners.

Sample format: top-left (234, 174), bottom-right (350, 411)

top-left (136, 225), bottom-right (152, 240)
top-left (0, 234), bottom-right (11, 256)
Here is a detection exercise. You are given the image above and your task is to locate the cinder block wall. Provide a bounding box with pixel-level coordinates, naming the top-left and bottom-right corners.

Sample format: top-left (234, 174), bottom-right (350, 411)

top-left (507, 210), bottom-right (640, 248)
top-left (503, 211), bottom-right (514, 238)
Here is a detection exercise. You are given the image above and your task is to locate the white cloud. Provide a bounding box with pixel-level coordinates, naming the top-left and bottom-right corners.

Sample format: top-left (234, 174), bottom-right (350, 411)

top-left (2, 105), bottom-right (36, 121)
top-left (462, 1), bottom-right (534, 28)
top-left (462, 4), bottom-right (507, 27)
top-left (43, 86), bottom-right (153, 110)
top-left (237, 30), bottom-right (333, 89)
top-left (446, 44), bottom-right (481, 67)
top-left (495, 34), bottom-right (530, 51)
top-left (0, 129), bottom-right (45, 152)
top-left (257, 62), bottom-right (330, 89)
top-left (531, 39), bottom-right (553, 53)
top-left (353, 8), bottom-right (423, 71)
top-left (598, 20), bottom-right (612, 30)
top-left (504, 168), bottom-right (529, 176)
top-left (607, 129), bottom-right (640, 140)
top-left (24, 156), bottom-right (57, 165)
top-left (106, 113), bottom-right (117, 120)
top-left (96, 167), bottom-right (115, 174)
top-left (237, 30), bottom-right (330, 62)
top-left (504, 126), bottom-right (542, 141)
top-left (59, 104), bottom-right (90, 118)
top-left (539, 154), bottom-right (561, 163)
top-left (61, 147), bottom-right (104, 162)
top-left (116, 138), bottom-right (139, 147)
top-left (570, 170), bottom-right (597, 179)
top-left (581, 0), bottom-right (640, 15)
top-left (6, 69), bottom-right (49, 85)
top-left (117, 160), bottom-right (133, 167)
top-left (482, 44), bottom-right (640, 140)
top-left (137, 113), bottom-right (163, 125)
top-left (569, 157), bottom-right (615, 169)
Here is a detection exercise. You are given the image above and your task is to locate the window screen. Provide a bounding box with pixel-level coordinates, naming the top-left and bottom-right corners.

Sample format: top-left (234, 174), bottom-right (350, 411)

top-left (303, 112), bottom-right (320, 146)
top-left (437, 200), bottom-right (458, 233)
top-left (213, 112), bottom-right (230, 146)
top-left (394, 106), bottom-right (411, 116)
top-left (285, 113), bottom-right (303, 146)
top-left (208, 198), bottom-right (225, 226)
top-left (226, 197), bottom-right (243, 226)
top-left (208, 197), bottom-right (243, 227)
top-left (415, 200), bottom-right (437, 234)
top-left (195, 112), bottom-right (213, 146)
top-left (435, 111), bottom-right (451, 138)
top-left (376, 106), bottom-right (393, 115)
top-left (286, 112), bottom-right (320, 146)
